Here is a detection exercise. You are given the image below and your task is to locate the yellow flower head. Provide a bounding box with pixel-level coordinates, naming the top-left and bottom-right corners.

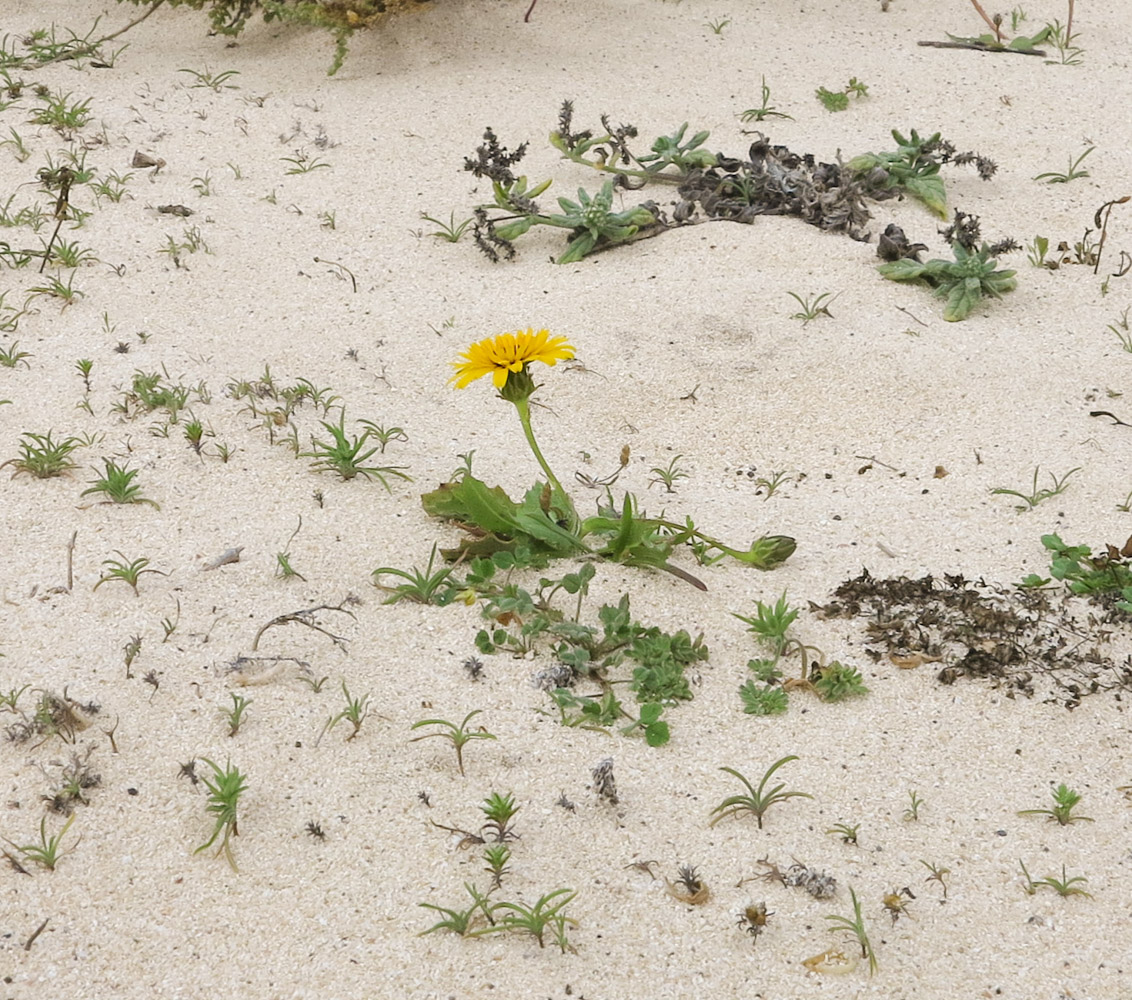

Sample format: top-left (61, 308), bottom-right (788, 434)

top-left (450, 328), bottom-right (575, 390)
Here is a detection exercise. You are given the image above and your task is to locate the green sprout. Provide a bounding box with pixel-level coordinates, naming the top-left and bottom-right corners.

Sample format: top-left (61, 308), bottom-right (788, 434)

top-left (409, 709), bottom-right (496, 776)
top-left (193, 757), bottom-right (247, 872)
top-left (1018, 783), bottom-right (1093, 825)
top-left (708, 756), bottom-right (812, 829)
top-left (878, 241), bottom-right (1017, 321)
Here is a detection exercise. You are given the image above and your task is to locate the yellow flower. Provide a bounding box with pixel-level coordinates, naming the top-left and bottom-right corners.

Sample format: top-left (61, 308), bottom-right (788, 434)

top-left (450, 328), bottom-right (575, 390)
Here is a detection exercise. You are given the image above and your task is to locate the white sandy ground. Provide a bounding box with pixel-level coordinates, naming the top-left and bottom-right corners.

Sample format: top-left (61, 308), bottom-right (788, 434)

top-left (0, 0), bottom-right (1130, 996)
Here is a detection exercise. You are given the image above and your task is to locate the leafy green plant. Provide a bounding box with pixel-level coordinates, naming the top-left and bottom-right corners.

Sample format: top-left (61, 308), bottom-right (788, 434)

top-left (1106, 308), bottom-right (1132, 352)
top-left (473, 888), bottom-right (577, 952)
top-left (0, 340), bottom-right (32, 368)
top-left (648, 454), bottom-right (688, 493)
top-left (739, 76), bottom-right (793, 123)
top-left (497, 179), bottom-right (657, 265)
top-left (319, 681), bottom-right (371, 742)
top-left (825, 885), bottom-right (878, 975)
top-left (178, 66), bottom-right (240, 91)
top-left (738, 679), bottom-right (788, 716)
top-left (705, 16), bottom-right (731, 34)
top-left (482, 843), bottom-right (511, 889)
top-left (1022, 532), bottom-right (1132, 609)
top-left (223, 693), bottom-right (252, 737)
top-left (815, 77), bottom-right (868, 112)
top-left (373, 543), bottom-right (458, 605)
top-left (27, 271), bottom-right (84, 307)
top-left (733, 592), bottom-right (799, 655)
top-left (827, 821), bottom-right (860, 845)
top-left (410, 710), bottom-right (496, 776)
top-left (421, 211), bottom-right (474, 243)
top-left (1034, 146), bottom-right (1094, 183)
top-left (481, 791), bottom-right (520, 842)
top-left (418, 882), bottom-right (496, 937)
top-left (3, 431), bottom-right (83, 478)
top-left (80, 459), bottom-right (160, 508)
top-left (1020, 860), bottom-right (1092, 898)
top-left (709, 756), bottom-right (812, 829)
top-left (991, 466), bottom-right (1080, 511)
top-left (787, 290), bottom-right (839, 324)
top-left (194, 757), bottom-right (247, 872)
top-left (1018, 782), bottom-right (1093, 825)
top-left (5, 814), bottom-right (76, 871)
top-left (281, 151), bottom-right (330, 174)
top-left (1044, 17), bottom-right (1084, 64)
top-left (878, 241), bottom-right (1017, 321)
top-left (93, 553), bottom-right (167, 595)
top-left (30, 90), bottom-right (92, 131)
top-left (300, 410), bottom-right (412, 486)
top-left (904, 790), bottom-right (924, 821)
top-left (812, 661), bottom-right (868, 702)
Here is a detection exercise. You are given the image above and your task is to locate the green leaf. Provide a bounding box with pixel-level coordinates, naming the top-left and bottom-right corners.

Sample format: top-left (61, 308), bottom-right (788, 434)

top-left (903, 174), bottom-right (947, 217)
top-left (644, 719), bottom-right (670, 746)
top-left (877, 258), bottom-right (929, 282)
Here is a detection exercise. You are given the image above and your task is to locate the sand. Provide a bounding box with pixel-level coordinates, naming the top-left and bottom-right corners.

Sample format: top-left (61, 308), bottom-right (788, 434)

top-left (1, 0), bottom-right (1130, 997)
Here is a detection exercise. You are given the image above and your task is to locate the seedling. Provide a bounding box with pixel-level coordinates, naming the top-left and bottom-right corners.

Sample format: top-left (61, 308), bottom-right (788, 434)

top-left (1044, 17), bottom-right (1084, 64)
top-left (921, 859), bottom-right (950, 898)
top-left (787, 290), bottom-right (839, 324)
top-left (1034, 146), bottom-right (1094, 183)
top-left (281, 150), bottom-right (330, 174)
top-left (1106, 308), bottom-right (1132, 353)
top-left (705, 16), bottom-right (731, 34)
top-left (732, 592), bottom-right (799, 655)
top-left (418, 882), bottom-right (497, 937)
top-left (827, 821), bottom-right (860, 845)
top-left (473, 888), bottom-right (577, 951)
top-left (275, 518), bottom-right (306, 582)
top-left (80, 459), bottom-right (160, 508)
top-left (27, 271), bottom-right (84, 307)
top-left (1019, 860), bottom-right (1092, 898)
top-left (1018, 782), bottom-right (1093, 825)
top-left (320, 681), bottom-right (370, 742)
top-left (825, 886), bottom-right (878, 975)
top-left (739, 76), bottom-right (793, 123)
top-left (904, 790), bottom-right (925, 821)
top-left (709, 756), bottom-right (812, 829)
top-left (815, 77), bottom-right (869, 112)
top-left (878, 242), bottom-right (1017, 321)
top-left (373, 543), bottom-right (458, 604)
top-left (123, 634), bottom-right (142, 678)
top-left (3, 431), bottom-right (82, 478)
top-left (5, 814), bottom-right (76, 871)
top-left (410, 709), bottom-right (496, 776)
top-left (421, 211), bottom-right (474, 242)
top-left (482, 843), bottom-right (511, 889)
top-left (0, 341), bottom-right (32, 368)
top-left (193, 757), bottom-right (246, 872)
top-left (75, 358), bottom-right (92, 389)
top-left (481, 791), bottom-right (519, 842)
top-left (738, 680), bottom-right (788, 716)
top-left (300, 410), bottom-right (412, 486)
top-left (812, 661), bottom-right (869, 702)
top-left (93, 553), bottom-right (167, 595)
top-left (30, 90), bottom-right (92, 131)
top-left (178, 66), bottom-right (240, 91)
top-left (991, 466), bottom-right (1080, 511)
top-left (648, 454), bottom-right (688, 493)
top-left (223, 693), bottom-right (252, 737)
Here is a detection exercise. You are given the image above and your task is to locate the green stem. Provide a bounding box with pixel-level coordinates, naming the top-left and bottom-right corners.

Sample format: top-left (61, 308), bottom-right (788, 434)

top-left (512, 397), bottom-right (565, 496)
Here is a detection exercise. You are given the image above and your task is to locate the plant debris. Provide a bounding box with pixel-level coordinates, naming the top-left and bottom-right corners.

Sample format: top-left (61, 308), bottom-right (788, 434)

top-left (814, 570), bottom-right (1132, 707)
